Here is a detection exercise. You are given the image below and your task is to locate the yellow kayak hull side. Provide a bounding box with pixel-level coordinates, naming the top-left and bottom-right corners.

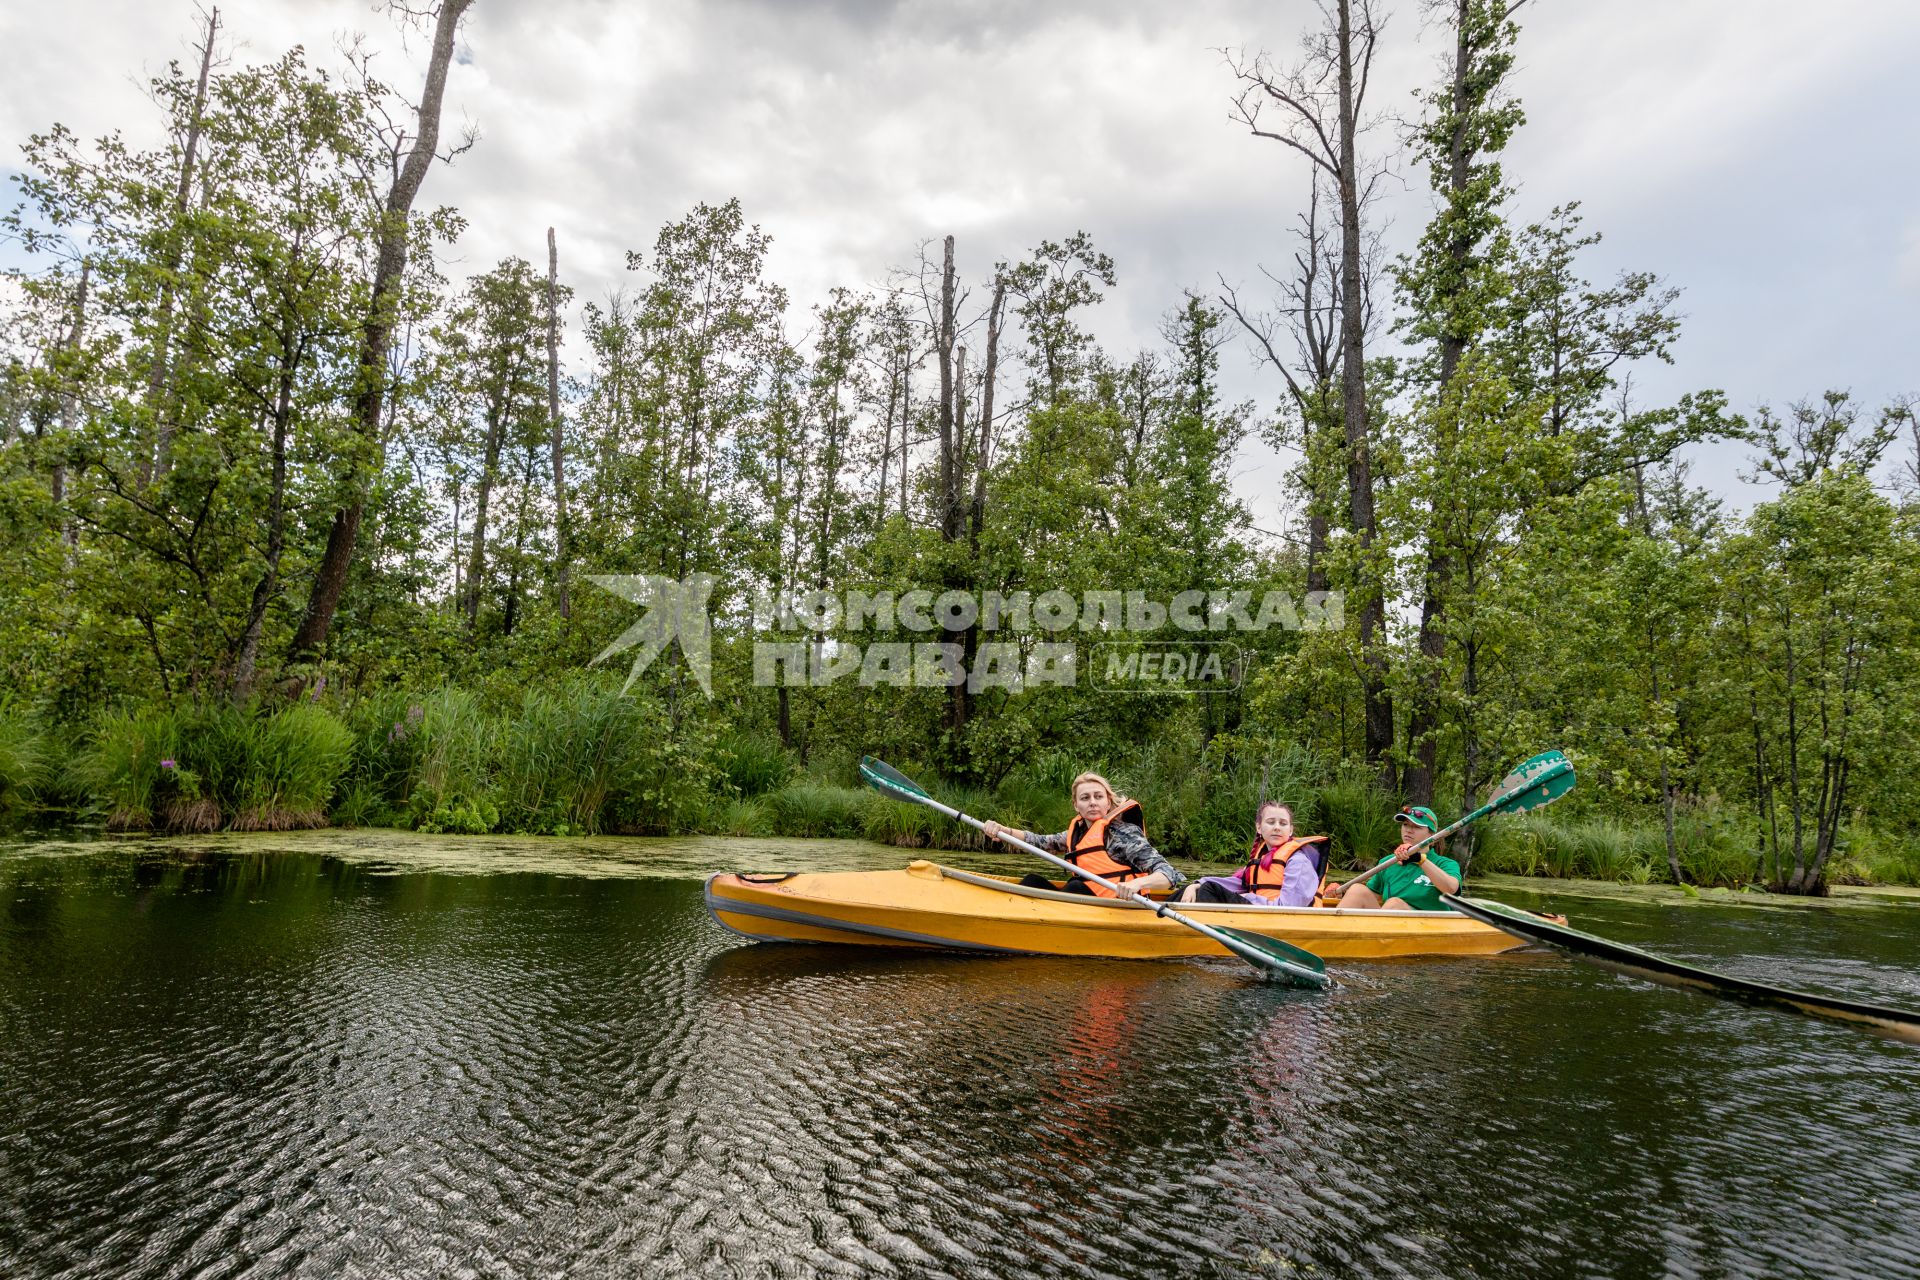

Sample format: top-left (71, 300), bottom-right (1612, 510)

top-left (704, 861), bottom-right (1535, 961)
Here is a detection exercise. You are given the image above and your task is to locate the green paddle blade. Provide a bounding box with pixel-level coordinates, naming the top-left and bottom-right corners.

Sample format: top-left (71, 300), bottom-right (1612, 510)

top-left (1488, 749), bottom-right (1576, 815)
top-left (1214, 925), bottom-right (1332, 989)
top-left (860, 756), bottom-right (931, 803)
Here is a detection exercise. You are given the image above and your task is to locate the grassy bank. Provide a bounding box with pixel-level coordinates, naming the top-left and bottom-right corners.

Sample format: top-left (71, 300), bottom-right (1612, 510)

top-left (4, 690), bottom-right (1915, 890)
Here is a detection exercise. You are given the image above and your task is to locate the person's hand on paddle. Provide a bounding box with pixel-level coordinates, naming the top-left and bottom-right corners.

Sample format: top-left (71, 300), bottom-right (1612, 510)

top-left (982, 820), bottom-right (1015, 843)
top-left (1398, 844), bottom-right (1426, 865)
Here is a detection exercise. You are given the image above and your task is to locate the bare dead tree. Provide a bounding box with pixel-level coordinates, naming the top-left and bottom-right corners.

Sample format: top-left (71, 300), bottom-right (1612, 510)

top-left (1219, 177), bottom-right (1346, 594)
top-left (1225, 0), bottom-right (1394, 769)
top-left (1894, 394), bottom-right (1920, 504)
top-left (935, 236), bottom-right (961, 542)
top-left (289, 0), bottom-right (472, 671)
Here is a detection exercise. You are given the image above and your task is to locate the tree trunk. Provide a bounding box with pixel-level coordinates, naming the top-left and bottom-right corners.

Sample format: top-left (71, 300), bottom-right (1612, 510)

top-left (899, 351), bottom-right (912, 520)
top-left (547, 226), bottom-right (570, 622)
top-left (946, 344), bottom-right (969, 735)
top-left (146, 5), bottom-right (218, 486)
top-left (969, 281), bottom-right (1005, 548)
top-left (231, 332), bottom-right (299, 702)
top-left (1781, 613), bottom-right (1803, 888)
top-left (464, 398), bottom-right (507, 633)
top-left (288, 0), bottom-right (470, 667)
top-left (874, 349), bottom-right (898, 531)
top-left (504, 445), bottom-right (539, 637)
top-left (52, 262), bottom-right (92, 549)
top-left (935, 235), bottom-right (958, 542)
top-left (1333, 0), bottom-right (1392, 771)
top-left (1406, 0), bottom-right (1499, 804)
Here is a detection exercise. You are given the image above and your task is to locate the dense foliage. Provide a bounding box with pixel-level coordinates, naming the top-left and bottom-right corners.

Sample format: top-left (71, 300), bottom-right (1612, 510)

top-left (3, 4), bottom-right (1915, 891)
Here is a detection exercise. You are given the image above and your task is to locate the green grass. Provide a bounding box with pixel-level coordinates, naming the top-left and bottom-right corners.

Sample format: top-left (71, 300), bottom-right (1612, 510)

top-left (83, 707), bottom-right (178, 830)
top-left (403, 688), bottom-right (500, 834)
top-left (1833, 827), bottom-right (1920, 887)
top-left (710, 796), bottom-right (774, 837)
top-left (1316, 771), bottom-right (1403, 869)
top-left (496, 678), bottom-right (712, 836)
top-left (764, 783), bottom-right (868, 838)
top-left (711, 731), bottom-right (791, 798)
top-left (233, 704), bottom-right (353, 830)
top-left (1471, 808), bottom-right (1759, 887)
top-left (81, 701), bottom-right (353, 833)
top-left (0, 701), bottom-right (47, 818)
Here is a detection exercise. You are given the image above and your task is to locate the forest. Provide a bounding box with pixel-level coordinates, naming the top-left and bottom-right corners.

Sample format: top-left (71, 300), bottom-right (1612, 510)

top-left (2, 0), bottom-right (1916, 895)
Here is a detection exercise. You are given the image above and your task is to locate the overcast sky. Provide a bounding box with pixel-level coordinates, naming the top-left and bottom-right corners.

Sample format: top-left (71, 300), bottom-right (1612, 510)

top-left (5, 0), bottom-right (1917, 530)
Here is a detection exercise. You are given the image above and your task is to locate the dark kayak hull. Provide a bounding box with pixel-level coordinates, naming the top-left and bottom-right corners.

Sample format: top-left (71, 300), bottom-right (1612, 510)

top-left (1442, 893), bottom-right (1920, 1046)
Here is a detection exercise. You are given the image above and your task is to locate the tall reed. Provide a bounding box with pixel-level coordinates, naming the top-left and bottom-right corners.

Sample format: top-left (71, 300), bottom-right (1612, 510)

top-left (0, 701), bottom-right (47, 818)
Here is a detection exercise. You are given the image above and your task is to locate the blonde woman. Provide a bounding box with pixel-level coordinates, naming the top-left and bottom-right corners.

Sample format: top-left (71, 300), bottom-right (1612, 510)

top-left (983, 772), bottom-right (1182, 899)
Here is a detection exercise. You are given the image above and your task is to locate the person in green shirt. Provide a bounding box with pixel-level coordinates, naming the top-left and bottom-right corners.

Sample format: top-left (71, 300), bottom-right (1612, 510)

top-left (1329, 805), bottom-right (1461, 910)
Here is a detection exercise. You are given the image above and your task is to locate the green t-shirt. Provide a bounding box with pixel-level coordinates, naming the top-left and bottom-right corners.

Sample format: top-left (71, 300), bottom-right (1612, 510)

top-left (1364, 849), bottom-right (1461, 910)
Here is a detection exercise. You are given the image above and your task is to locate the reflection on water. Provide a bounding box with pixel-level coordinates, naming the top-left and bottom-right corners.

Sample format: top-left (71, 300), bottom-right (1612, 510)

top-left (1, 836), bottom-right (1917, 1279)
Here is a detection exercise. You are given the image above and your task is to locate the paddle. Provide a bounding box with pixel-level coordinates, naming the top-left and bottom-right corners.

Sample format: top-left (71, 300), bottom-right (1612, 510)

top-left (1329, 750), bottom-right (1578, 898)
top-left (1440, 893), bottom-right (1920, 1045)
top-left (858, 756), bottom-right (1331, 990)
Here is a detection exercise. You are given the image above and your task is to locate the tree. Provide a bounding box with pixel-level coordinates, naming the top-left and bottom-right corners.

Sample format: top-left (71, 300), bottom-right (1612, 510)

top-left (426, 258), bottom-right (551, 636)
top-left (547, 226), bottom-right (572, 622)
top-left (289, 0), bottom-right (472, 671)
top-left (1720, 467), bottom-right (1905, 894)
top-left (1227, 0), bottom-right (1394, 770)
top-left (1393, 0), bottom-right (1527, 806)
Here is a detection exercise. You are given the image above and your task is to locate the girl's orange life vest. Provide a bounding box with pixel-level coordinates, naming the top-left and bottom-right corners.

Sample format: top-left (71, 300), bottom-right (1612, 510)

top-left (1241, 835), bottom-right (1331, 902)
top-left (1065, 800), bottom-right (1150, 898)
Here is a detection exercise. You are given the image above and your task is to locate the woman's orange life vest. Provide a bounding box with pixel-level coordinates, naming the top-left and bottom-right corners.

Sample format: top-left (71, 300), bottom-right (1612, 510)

top-left (1065, 800), bottom-right (1149, 898)
top-left (1241, 835), bottom-right (1330, 902)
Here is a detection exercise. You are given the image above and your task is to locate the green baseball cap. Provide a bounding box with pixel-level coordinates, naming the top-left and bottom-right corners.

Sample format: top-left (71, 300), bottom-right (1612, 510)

top-left (1394, 805), bottom-right (1439, 832)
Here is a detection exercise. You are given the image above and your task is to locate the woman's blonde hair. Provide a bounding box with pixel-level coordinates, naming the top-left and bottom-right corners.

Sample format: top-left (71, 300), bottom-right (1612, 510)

top-left (1069, 772), bottom-right (1127, 811)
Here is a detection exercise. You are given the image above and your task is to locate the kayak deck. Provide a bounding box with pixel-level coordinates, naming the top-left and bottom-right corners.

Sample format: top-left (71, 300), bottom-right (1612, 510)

top-left (705, 861), bottom-right (1541, 961)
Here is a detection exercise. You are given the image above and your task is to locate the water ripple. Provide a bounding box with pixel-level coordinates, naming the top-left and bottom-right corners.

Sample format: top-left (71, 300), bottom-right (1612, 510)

top-left (1, 845), bottom-right (1916, 1279)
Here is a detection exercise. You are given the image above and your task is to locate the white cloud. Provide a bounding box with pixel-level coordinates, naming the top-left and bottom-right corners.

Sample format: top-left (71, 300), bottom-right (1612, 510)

top-left (4, 0), bottom-right (1917, 517)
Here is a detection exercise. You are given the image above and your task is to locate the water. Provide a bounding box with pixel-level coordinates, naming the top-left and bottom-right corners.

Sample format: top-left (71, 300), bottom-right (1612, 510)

top-left (2, 833), bottom-right (1917, 1279)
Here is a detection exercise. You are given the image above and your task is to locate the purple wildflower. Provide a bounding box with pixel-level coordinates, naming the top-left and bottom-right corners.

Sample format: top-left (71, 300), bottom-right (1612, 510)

top-left (160, 759), bottom-right (177, 770)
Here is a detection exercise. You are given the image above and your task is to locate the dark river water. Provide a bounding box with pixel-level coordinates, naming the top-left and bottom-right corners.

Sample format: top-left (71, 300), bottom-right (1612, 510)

top-left (2, 833), bottom-right (1918, 1280)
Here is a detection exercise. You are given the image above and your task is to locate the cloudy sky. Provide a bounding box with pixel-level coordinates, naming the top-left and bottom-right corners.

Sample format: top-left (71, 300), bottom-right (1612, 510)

top-left (5, 0), bottom-right (1917, 528)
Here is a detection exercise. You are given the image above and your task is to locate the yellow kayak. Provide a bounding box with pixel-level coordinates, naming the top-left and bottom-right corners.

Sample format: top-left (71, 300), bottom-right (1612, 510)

top-left (704, 860), bottom-right (1543, 961)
